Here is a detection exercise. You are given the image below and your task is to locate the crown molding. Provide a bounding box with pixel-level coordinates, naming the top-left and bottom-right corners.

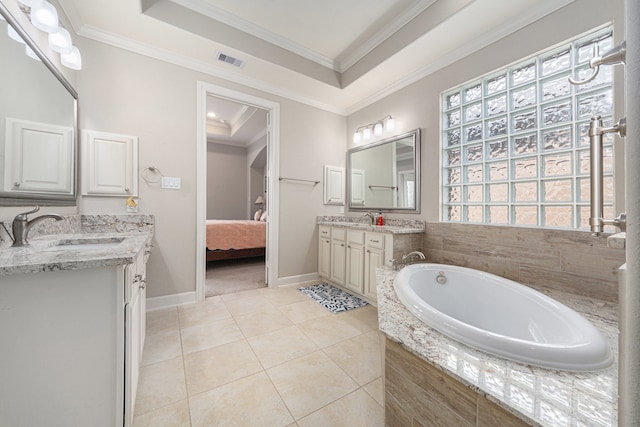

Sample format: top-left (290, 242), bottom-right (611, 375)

top-left (171, 0), bottom-right (339, 71)
top-left (76, 24), bottom-right (347, 115)
top-left (339, 0), bottom-right (436, 72)
top-left (345, 0), bottom-right (574, 114)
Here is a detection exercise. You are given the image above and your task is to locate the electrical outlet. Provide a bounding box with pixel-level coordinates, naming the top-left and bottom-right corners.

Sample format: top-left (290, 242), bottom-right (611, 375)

top-left (161, 176), bottom-right (181, 189)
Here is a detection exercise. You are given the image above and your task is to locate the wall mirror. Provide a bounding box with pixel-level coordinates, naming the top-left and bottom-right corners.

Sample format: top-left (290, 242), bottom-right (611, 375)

top-left (0, 5), bottom-right (77, 206)
top-left (348, 129), bottom-right (420, 212)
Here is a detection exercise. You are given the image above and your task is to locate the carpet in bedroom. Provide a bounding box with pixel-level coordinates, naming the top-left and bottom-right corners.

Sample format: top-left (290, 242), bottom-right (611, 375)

top-left (205, 257), bottom-right (266, 297)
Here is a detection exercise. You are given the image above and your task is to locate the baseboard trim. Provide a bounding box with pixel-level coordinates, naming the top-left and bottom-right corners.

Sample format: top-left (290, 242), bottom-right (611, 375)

top-left (272, 272), bottom-right (321, 288)
top-left (146, 291), bottom-right (197, 311)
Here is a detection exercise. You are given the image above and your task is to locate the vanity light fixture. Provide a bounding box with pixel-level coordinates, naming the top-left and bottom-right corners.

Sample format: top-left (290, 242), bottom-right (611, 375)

top-left (30, 1), bottom-right (58, 33)
top-left (7, 25), bottom-right (25, 44)
top-left (352, 115), bottom-right (395, 144)
top-left (60, 45), bottom-right (81, 70)
top-left (25, 44), bottom-right (41, 61)
top-left (48, 26), bottom-right (72, 53)
top-left (15, 0), bottom-right (83, 70)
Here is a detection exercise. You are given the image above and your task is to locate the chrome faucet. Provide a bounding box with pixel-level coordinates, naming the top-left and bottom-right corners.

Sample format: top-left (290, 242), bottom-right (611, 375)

top-left (11, 206), bottom-right (64, 247)
top-left (392, 251), bottom-right (426, 270)
top-left (363, 211), bottom-right (375, 225)
top-left (402, 251), bottom-right (426, 263)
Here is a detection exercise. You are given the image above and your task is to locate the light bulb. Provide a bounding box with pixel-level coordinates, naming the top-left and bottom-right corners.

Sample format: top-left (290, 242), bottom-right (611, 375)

top-left (30, 1), bottom-right (58, 33)
top-left (61, 45), bottom-right (82, 70)
top-left (363, 127), bottom-right (372, 140)
top-left (373, 122), bottom-right (383, 136)
top-left (353, 131), bottom-right (361, 144)
top-left (385, 117), bottom-right (395, 131)
top-left (48, 26), bottom-right (72, 53)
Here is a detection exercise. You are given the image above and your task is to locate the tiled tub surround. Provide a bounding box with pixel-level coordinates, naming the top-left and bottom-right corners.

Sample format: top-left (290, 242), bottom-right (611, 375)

top-left (423, 222), bottom-right (625, 303)
top-left (0, 214), bottom-right (154, 275)
top-left (377, 267), bottom-right (618, 426)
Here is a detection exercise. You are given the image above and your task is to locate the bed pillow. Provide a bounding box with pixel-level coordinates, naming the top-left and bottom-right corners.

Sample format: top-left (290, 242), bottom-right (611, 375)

top-left (260, 211), bottom-right (267, 221)
top-left (254, 209), bottom-right (262, 221)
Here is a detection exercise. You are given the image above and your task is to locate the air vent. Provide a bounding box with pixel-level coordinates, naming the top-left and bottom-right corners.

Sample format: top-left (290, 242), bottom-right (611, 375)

top-left (215, 52), bottom-right (246, 68)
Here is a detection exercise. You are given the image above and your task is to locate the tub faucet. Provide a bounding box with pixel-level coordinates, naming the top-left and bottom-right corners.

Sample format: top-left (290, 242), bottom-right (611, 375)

top-left (11, 206), bottom-right (64, 247)
top-left (402, 251), bottom-right (426, 263)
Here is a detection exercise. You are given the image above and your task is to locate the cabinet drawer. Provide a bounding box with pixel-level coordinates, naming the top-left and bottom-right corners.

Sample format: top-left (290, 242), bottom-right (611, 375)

top-left (331, 227), bottom-right (346, 241)
top-left (319, 226), bottom-right (331, 239)
top-left (365, 232), bottom-right (384, 249)
top-left (347, 229), bottom-right (365, 245)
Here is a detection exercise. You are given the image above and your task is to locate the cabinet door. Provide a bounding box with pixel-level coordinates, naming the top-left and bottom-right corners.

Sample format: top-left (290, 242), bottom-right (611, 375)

top-left (323, 165), bottom-right (345, 205)
top-left (364, 247), bottom-right (384, 302)
top-left (319, 237), bottom-right (331, 279)
top-left (4, 118), bottom-right (74, 194)
top-left (82, 130), bottom-right (138, 196)
top-left (330, 238), bottom-right (346, 286)
top-left (346, 243), bottom-right (364, 294)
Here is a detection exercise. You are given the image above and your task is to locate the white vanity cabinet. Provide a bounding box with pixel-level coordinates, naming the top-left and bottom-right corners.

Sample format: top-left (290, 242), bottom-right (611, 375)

top-left (319, 225), bottom-right (394, 304)
top-left (0, 247), bottom-right (148, 427)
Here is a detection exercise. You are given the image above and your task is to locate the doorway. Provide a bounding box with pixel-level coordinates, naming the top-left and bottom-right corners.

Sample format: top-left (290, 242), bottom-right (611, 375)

top-left (196, 82), bottom-right (280, 301)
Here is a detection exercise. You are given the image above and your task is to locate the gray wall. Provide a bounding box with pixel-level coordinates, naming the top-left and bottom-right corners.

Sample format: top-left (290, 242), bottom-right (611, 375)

top-left (206, 142), bottom-right (248, 220)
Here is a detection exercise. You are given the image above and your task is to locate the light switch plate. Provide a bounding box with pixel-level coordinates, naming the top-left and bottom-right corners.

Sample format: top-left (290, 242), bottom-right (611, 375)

top-left (161, 176), bottom-right (181, 189)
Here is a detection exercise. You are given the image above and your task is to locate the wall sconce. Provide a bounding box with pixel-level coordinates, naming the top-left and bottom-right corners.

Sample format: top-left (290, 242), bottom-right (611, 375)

top-left (16, 0), bottom-right (82, 70)
top-left (353, 115), bottom-right (395, 144)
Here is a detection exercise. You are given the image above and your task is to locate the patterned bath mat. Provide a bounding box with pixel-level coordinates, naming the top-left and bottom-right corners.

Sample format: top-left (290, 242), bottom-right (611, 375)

top-left (297, 283), bottom-right (368, 313)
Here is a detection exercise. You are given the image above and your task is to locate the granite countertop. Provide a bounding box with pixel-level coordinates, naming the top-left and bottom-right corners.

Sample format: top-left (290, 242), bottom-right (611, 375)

top-left (377, 266), bottom-right (618, 427)
top-left (317, 215), bottom-right (425, 234)
top-left (0, 232), bottom-right (152, 275)
top-left (0, 214), bottom-right (154, 276)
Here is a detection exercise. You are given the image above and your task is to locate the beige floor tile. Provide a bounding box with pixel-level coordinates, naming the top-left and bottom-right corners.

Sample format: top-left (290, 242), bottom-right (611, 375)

top-left (189, 371), bottom-right (293, 427)
top-left (297, 389), bottom-right (384, 427)
top-left (178, 300), bottom-right (231, 328)
top-left (180, 316), bottom-right (244, 354)
top-left (248, 325), bottom-right (318, 369)
top-left (224, 294), bottom-right (276, 316)
top-left (183, 340), bottom-right (263, 395)
top-left (234, 306), bottom-right (293, 338)
top-left (261, 287), bottom-right (311, 307)
top-left (134, 357), bottom-right (187, 416)
top-left (267, 351), bottom-right (358, 419)
top-left (132, 399), bottom-right (190, 427)
top-left (363, 377), bottom-right (384, 406)
top-left (141, 329), bottom-right (182, 366)
top-left (278, 300), bottom-right (330, 324)
top-left (146, 308), bottom-right (179, 336)
top-left (298, 314), bottom-right (363, 348)
top-left (323, 330), bottom-right (382, 386)
top-left (339, 305), bottom-right (379, 333)
top-left (220, 288), bottom-right (264, 301)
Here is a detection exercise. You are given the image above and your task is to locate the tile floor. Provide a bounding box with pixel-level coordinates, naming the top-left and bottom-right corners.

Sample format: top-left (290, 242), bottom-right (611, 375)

top-left (133, 285), bottom-right (385, 427)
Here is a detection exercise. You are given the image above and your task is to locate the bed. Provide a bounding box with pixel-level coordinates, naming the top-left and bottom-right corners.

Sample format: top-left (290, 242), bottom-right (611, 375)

top-left (206, 219), bottom-right (266, 262)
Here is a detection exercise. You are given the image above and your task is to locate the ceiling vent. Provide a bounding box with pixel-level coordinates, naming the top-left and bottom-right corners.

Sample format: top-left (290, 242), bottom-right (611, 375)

top-left (215, 52), bottom-right (246, 68)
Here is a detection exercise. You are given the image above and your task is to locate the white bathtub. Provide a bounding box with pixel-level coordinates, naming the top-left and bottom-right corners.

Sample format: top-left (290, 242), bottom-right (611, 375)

top-left (394, 263), bottom-right (613, 371)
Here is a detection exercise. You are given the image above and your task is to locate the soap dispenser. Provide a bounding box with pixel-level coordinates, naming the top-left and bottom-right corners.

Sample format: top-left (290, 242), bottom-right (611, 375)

top-left (376, 210), bottom-right (384, 226)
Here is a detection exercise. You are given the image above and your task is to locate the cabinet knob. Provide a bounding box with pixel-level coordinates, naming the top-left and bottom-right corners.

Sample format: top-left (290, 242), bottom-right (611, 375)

top-left (139, 281), bottom-right (146, 290)
top-left (14, 182), bottom-right (20, 187)
top-left (125, 188), bottom-right (130, 192)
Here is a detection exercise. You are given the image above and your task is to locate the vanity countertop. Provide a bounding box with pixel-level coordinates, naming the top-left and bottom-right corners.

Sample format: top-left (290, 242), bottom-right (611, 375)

top-left (317, 216), bottom-right (425, 234)
top-left (0, 214), bottom-right (154, 276)
top-left (377, 266), bottom-right (618, 426)
top-left (0, 231), bottom-right (152, 276)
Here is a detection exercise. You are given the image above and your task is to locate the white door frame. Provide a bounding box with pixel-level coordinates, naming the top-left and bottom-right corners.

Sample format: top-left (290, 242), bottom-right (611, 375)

top-left (196, 81), bottom-right (280, 301)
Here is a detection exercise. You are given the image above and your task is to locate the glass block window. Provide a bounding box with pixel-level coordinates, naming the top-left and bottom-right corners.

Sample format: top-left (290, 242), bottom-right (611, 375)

top-left (442, 28), bottom-right (615, 229)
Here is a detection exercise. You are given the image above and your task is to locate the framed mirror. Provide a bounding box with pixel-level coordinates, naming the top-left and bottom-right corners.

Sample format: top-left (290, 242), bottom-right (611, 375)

top-left (0, 5), bottom-right (78, 206)
top-left (348, 129), bottom-right (420, 213)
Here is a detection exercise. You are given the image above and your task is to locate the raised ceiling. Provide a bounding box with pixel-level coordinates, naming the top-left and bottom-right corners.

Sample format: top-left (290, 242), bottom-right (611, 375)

top-left (59, 0), bottom-right (573, 113)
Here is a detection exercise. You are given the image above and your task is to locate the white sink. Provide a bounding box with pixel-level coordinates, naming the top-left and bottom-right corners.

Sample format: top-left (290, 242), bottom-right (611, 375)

top-left (43, 237), bottom-right (125, 251)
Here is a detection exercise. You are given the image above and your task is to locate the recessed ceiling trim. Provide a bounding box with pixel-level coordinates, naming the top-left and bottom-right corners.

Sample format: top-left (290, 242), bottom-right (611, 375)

top-left (339, 0), bottom-right (437, 72)
top-left (75, 24), bottom-right (347, 115)
top-left (345, 0), bottom-right (576, 114)
top-left (171, 0), bottom-right (339, 71)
